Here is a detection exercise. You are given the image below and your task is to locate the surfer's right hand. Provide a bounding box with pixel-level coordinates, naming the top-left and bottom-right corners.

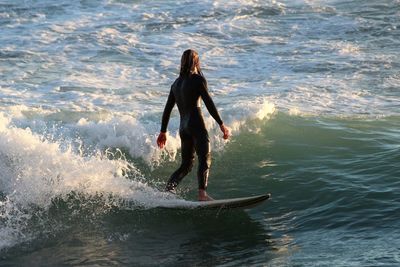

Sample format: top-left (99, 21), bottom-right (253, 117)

top-left (157, 132), bottom-right (167, 149)
top-left (220, 124), bottom-right (230, 140)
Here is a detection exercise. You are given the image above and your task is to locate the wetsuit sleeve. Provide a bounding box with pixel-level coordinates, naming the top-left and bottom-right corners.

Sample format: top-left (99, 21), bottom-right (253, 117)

top-left (160, 88), bottom-right (175, 132)
top-left (198, 78), bottom-right (224, 125)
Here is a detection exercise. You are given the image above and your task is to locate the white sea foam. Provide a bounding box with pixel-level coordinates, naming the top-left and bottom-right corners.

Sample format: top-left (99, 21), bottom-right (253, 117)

top-left (250, 36), bottom-right (288, 45)
top-left (0, 112), bottom-right (186, 250)
top-left (74, 115), bottom-right (181, 165)
top-left (71, 98), bottom-right (275, 165)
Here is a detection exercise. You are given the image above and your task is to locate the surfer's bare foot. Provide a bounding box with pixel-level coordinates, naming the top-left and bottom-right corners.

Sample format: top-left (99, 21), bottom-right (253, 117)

top-left (198, 189), bottom-right (214, 201)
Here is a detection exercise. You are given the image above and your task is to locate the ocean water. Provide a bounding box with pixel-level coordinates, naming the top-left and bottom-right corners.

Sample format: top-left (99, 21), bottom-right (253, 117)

top-left (1, 0), bottom-right (399, 266)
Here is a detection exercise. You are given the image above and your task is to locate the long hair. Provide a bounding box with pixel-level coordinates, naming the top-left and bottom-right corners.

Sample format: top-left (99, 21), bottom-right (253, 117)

top-left (179, 49), bottom-right (204, 77)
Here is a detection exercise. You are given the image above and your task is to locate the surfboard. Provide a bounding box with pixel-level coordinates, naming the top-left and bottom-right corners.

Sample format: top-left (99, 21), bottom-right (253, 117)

top-left (162, 193), bottom-right (271, 210)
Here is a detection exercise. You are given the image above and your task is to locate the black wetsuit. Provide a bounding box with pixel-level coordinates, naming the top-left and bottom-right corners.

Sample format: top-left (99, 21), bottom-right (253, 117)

top-left (161, 74), bottom-right (223, 190)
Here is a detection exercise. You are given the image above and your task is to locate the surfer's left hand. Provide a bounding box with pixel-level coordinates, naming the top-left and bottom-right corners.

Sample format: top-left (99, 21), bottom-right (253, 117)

top-left (157, 132), bottom-right (167, 149)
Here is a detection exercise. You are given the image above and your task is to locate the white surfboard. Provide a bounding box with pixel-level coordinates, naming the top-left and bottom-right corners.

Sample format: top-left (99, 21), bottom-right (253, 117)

top-left (161, 193), bottom-right (271, 210)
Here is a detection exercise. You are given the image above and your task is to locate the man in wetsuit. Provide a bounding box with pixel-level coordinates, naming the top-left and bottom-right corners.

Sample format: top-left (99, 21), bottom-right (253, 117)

top-left (157, 49), bottom-right (229, 201)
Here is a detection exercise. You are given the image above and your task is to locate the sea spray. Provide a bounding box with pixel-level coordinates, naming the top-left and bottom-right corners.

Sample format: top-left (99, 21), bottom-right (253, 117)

top-left (0, 112), bottom-right (181, 251)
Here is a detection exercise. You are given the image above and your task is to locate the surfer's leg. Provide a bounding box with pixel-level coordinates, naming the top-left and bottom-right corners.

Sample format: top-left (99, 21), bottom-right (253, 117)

top-left (166, 132), bottom-right (195, 191)
top-left (193, 131), bottom-right (213, 201)
top-left (193, 131), bottom-right (211, 191)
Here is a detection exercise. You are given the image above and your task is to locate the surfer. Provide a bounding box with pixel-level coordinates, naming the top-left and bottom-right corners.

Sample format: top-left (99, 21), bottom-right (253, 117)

top-left (157, 49), bottom-right (230, 201)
